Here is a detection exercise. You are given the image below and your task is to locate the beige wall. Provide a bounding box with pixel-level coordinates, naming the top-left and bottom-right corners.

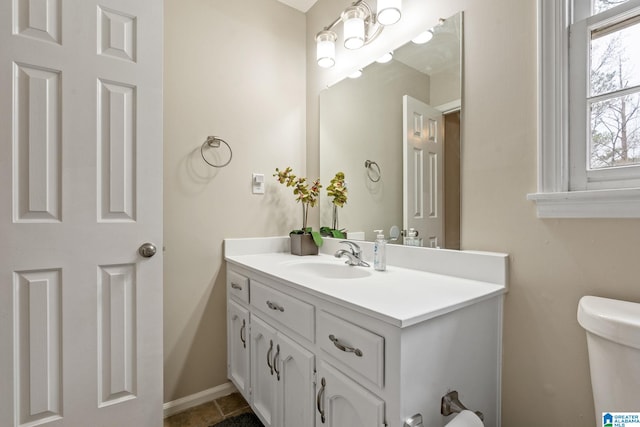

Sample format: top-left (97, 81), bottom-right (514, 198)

top-left (163, 0), bottom-right (640, 424)
top-left (307, 0), bottom-right (640, 426)
top-left (163, 0), bottom-right (306, 402)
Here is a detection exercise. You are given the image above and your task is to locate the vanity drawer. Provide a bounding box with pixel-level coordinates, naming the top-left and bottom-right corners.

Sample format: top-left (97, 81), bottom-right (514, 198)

top-left (227, 270), bottom-right (249, 303)
top-left (318, 310), bottom-right (384, 388)
top-left (250, 280), bottom-right (315, 341)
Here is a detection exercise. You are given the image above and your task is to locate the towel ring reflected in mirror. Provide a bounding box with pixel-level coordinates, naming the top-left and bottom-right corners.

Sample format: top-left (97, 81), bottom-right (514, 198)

top-left (364, 159), bottom-right (381, 182)
top-left (201, 136), bottom-right (233, 168)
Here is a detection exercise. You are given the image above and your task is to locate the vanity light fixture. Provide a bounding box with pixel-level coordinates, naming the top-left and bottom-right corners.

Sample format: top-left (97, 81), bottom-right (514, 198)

top-left (348, 69), bottom-right (363, 78)
top-left (315, 0), bottom-right (402, 68)
top-left (376, 0), bottom-right (402, 26)
top-left (376, 51), bottom-right (393, 63)
top-left (342, 5), bottom-right (367, 49)
top-left (411, 29), bottom-right (433, 44)
top-left (316, 30), bottom-right (337, 68)
top-left (412, 19), bottom-right (445, 45)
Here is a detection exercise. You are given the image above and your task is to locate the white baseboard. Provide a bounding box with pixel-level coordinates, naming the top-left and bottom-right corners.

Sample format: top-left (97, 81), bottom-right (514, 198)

top-left (163, 381), bottom-right (237, 418)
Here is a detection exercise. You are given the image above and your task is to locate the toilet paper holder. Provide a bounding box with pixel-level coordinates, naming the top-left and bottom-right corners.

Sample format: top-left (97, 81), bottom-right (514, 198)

top-left (403, 390), bottom-right (484, 427)
top-left (441, 390), bottom-right (484, 421)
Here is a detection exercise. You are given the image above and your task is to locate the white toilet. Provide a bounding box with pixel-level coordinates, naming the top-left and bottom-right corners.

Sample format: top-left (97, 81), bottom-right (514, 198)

top-left (578, 296), bottom-right (640, 427)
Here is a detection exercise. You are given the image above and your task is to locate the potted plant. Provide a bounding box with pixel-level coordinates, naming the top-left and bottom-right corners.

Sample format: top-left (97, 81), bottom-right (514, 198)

top-left (323, 171), bottom-right (348, 239)
top-left (274, 167), bottom-right (323, 255)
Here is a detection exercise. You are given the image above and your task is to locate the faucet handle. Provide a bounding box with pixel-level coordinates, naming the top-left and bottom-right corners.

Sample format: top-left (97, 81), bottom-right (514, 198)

top-left (339, 240), bottom-right (361, 256)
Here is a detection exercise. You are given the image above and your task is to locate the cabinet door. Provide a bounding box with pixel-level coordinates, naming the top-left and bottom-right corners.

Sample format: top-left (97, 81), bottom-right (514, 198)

top-left (277, 333), bottom-right (315, 427)
top-left (251, 315), bottom-right (278, 427)
top-left (316, 361), bottom-right (385, 427)
top-left (227, 299), bottom-right (250, 399)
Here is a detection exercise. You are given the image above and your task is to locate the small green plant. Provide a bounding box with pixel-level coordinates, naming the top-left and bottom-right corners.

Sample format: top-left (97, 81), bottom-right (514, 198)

top-left (274, 167), bottom-right (323, 246)
top-left (324, 171), bottom-right (347, 238)
top-left (327, 171), bottom-right (348, 208)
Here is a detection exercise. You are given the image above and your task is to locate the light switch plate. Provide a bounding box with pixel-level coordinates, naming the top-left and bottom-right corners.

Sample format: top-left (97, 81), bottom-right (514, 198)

top-left (252, 173), bottom-right (265, 194)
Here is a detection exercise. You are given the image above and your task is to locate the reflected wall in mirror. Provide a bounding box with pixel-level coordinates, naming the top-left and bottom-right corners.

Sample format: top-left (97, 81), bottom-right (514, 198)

top-left (319, 12), bottom-right (462, 249)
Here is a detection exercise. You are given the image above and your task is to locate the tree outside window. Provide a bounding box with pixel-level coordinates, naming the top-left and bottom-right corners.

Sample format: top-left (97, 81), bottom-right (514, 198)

top-left (589, 2), bottom-right (640, 169)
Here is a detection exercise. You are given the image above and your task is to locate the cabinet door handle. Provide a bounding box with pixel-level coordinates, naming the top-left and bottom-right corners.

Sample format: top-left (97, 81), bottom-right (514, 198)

top-left (328, 334), bottom-right (363, 357)
top-left (266, 300), bottom-right (284, 312)
top-left (231, 282), bottom-right (243, 291)
top-left (273, 344), bottom-right (281, 381)
top-left (240, 319), bottom-right (246, 349)
top-left (316, 377), bottom-right (326, 424)
top-left (266, 339), bottom-right (274, 375)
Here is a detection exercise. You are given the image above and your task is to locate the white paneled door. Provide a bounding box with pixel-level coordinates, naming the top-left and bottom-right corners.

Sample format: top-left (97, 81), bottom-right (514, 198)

top-left (0, 0), bottom-right (163, 425)
top-left (403, 95), bottom-right (444, 248)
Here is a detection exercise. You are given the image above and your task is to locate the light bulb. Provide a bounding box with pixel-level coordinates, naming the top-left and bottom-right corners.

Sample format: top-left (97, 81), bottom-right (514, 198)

top-left (377, 0), bottom-right (401, 26)
top-left (342, 6), bottom-right (366, 50)
top-left (412, 30), bottom-right (433, 44)
top-left (376, 51), bottom-right (393, 63)
top-left (316, 30), bottom-right (336, 68)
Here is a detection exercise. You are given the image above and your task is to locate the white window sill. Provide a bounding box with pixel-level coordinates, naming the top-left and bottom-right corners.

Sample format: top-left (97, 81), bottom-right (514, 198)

top-left (527, 188), bottom-right (640, 218)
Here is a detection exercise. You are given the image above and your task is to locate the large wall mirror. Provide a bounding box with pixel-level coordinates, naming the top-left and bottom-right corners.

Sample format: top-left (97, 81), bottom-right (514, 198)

top-left (319, 12), bottom-right (463, 249)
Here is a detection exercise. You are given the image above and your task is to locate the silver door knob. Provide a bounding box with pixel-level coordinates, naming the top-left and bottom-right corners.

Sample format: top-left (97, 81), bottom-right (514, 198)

top-left (138, 243), bottom-right (157, 258)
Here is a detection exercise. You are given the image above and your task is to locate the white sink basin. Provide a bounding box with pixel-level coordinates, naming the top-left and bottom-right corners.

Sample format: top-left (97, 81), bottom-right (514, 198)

top-left (283, 260), bottom-right (372, 279)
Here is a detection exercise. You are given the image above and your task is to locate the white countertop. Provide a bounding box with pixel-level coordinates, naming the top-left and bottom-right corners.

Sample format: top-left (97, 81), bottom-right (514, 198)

top-left (225, 251), bottom-right (506, 328)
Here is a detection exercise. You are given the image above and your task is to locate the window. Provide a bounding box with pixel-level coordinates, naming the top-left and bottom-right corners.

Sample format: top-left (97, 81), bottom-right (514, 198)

top-left (529, 0), bottom-right (640, 217)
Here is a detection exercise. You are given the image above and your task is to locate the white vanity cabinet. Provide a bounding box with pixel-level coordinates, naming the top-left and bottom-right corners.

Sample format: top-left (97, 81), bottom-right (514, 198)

top-left (225, 238), bottom-right (507, 427)
top-left (316, 360), bottom-right (386, 427)
top-left (250, 314), bottom-right (315, 427)
top-left (227, 269), bottom-right (316, 427)
top-left (226, 271), bottom-right (250, 398)
top-left (228, 266), bottom-right (387, 427)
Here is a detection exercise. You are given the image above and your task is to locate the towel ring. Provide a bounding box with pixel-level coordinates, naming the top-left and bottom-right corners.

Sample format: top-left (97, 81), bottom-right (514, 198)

top-left (201, 136), bottom-right (232, 168)
top-left (364, 160), bottom-right (381, 182)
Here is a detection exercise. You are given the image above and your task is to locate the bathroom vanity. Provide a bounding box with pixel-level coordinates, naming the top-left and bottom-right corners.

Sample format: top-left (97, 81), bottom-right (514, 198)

top-left (225, 237), bottom-right (507, 427)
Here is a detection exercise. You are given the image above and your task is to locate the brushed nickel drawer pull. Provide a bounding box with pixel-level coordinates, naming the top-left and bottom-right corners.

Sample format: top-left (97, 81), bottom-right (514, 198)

top-left (329, 334), bottom-right (363, 357)
top-left (231, 282), bottom-right (243, 291)
top-left (240, 319), bottom-right (246, 349)
top-left (273, 344), bottom-right (281, 381)
top-left (266, 300), bottom-right (285, 312)
top-left (316, 377), bottom-right (326, 423)
top-left (267, 339), bottom-right (274, 375)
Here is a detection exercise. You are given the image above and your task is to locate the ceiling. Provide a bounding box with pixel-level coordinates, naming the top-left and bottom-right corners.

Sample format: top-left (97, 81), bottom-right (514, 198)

top-left (277, 0), bottom-right (318, 12)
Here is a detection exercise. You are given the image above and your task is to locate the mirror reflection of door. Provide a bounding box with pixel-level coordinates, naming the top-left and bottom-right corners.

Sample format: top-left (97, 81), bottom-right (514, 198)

top-left (403, 95), bottom-right (444, 247)
top-left (444, 111), bottom-right (461, 250)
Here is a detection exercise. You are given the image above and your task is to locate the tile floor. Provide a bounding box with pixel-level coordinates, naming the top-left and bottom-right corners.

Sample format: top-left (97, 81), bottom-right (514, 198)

top-left (164, 393), bottom-right (254, 427)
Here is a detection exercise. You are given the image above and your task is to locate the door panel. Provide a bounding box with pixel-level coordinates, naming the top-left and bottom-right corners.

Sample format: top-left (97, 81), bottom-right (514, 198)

top-left (227, 300), bottom-right (250, 400)
top-left (250, 316), bottom-right (278, 427)
top-left (98, 264), bottom-right (137, 407)
top-left (15, 269), bottom-right (63, 425)
top-left (278, 333), bottom-right (314, 427)
top-left (316, 361), bottom-right (385, 427)
top-left (403, 95), bottom-right (444, 248)
top-left (0, 0), bottom-right (163, 425)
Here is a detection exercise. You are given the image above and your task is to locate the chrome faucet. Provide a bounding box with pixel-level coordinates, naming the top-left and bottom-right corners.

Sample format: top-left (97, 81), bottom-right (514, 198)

top-left (335, 241), bottom-right (370, 267)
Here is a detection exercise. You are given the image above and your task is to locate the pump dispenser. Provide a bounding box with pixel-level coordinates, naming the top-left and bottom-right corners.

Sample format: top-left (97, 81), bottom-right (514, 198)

top-left (405, 228), bottom-right (422, 246)
top-left (373, 230), bottom-right (387, 271)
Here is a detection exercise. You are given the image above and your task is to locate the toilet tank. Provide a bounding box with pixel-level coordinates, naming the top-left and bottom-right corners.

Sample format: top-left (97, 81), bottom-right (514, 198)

top-left (578, 296), bottom-right (640, 427)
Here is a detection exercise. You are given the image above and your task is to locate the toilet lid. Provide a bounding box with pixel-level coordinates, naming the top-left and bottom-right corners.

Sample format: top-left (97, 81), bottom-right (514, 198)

top-left (578, 296), bottom-right (640, 350)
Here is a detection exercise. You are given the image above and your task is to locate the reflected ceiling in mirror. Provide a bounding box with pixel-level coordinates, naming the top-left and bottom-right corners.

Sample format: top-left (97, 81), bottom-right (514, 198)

top-left (319, 12), bottom-right (462, 248)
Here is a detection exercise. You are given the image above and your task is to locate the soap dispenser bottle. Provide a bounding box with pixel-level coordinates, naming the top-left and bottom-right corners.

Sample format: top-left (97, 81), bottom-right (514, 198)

top-left (373, 230), bottom-right (387, 271)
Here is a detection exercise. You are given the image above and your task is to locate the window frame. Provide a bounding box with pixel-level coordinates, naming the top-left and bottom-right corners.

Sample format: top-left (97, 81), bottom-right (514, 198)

top-left (529, 0), bottom-right (640, 218)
